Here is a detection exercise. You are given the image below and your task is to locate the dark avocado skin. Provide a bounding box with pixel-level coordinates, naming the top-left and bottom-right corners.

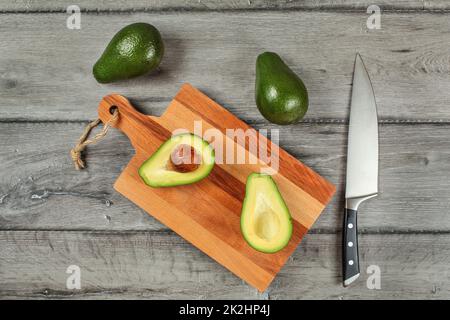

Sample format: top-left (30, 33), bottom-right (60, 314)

top-left (255, 52), bottom-right (308, 125)
top-left (93, 23), bottom-right (164, 83)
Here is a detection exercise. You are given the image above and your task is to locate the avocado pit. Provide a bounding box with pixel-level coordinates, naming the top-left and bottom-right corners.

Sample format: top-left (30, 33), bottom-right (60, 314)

top-left (167, 144), bottom-right (201, 173)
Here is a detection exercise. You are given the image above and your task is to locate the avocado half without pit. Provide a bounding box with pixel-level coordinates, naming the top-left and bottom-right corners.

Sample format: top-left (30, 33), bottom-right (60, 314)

top-left (241, 173), bottom-right (293, 253)
top-left (139, 133), bottom-right (215, 187)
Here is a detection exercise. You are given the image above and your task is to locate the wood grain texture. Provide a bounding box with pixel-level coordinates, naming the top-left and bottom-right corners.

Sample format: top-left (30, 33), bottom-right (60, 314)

top-left (93, 86), bottom-right (334, 291)
top-left (1, 121), bottom-right (449, 232)
top-left (0, 0), bottom-right (444, 12)
top-left (0, 230), bottom-right (448, 299)
top-left (1, 12), bottom-right (450, 121)
top-left (170, 84), bottom-right (336, 205)
top-left (1, 4), bottom-right (449, 300)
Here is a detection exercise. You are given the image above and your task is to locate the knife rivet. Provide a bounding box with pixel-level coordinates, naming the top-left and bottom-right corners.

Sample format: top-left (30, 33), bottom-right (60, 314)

top-left (348, 223), bottom-right (354, 229)
top-left (348, 241), bottom-right (353, 247)
top-left (349, 260), bottom-right (354, 266)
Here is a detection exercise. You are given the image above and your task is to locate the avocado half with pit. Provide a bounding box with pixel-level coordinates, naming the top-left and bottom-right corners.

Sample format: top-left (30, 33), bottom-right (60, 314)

top-left (240, 173), bottom-right (293, 253)
top-left (139, 133), bottom-right (215, 187)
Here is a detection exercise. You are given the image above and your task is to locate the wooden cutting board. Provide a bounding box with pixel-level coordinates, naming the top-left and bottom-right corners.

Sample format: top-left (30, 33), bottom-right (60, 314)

top-left (98, 83), bottom-right (335, 292)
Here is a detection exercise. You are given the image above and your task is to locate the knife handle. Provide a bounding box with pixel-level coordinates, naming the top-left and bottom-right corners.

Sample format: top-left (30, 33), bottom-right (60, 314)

top-left (343, 208), bottom-right (360, 286)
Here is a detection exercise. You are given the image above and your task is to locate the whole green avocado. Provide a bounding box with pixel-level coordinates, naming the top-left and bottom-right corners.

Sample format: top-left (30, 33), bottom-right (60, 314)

top-left (93, 23), bottom-right (164, 83)
top-left (255, 52), bottom-right (308, 125)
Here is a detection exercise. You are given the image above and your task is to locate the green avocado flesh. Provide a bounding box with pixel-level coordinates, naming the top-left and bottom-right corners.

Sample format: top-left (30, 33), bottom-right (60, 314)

top-left (93, 22), bottom-right (164, 83)
top-left (240, 173), bottom-right (293, 253)
top-left (255, 52), bottom-right (309, 125)
top-left (139, 134), bottom-right (215, 188)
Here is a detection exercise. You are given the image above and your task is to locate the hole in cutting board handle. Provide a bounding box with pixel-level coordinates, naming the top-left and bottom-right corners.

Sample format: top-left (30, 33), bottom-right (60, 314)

top-left (109, 105), bottom-right (118, 115)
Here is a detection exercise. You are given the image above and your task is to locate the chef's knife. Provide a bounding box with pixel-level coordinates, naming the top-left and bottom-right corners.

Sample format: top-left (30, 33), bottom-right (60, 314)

top-left (343, 54), bottom-right (379, 287)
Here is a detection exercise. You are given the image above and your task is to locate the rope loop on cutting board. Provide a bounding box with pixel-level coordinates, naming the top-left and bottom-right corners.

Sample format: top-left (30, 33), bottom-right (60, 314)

top-left (70, 109), bottom-right (119, 170)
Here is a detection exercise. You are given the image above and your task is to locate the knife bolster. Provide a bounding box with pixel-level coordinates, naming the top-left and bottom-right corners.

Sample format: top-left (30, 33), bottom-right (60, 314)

top-left (346, 193), bottom-right (378, 211)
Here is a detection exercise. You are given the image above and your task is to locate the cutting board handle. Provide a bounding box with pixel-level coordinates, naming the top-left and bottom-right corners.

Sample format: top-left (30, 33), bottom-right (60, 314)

top-left (98, 94), bottom-right (131, 123)
top-left (97, 94), bottom-right (168, 153)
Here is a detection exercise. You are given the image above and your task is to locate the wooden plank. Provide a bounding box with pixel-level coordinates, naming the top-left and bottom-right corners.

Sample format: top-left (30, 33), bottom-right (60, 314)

top-left (1, 121), bottom-right (449, 231)
top-left (0, 230), bottom-right (448, 299)
top-left (1, 12), bottom-right (450, 121)
top-left (0, 0), bottom-right (440, 12)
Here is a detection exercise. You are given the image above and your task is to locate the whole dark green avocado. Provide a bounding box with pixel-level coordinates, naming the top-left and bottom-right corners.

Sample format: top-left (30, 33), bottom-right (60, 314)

top-left (93, 23), bottom-right (164, 83)
top-left (255, 52), bottom-right (308, 125)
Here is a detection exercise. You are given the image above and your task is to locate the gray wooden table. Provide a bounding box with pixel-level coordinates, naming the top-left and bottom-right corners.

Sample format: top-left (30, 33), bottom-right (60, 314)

top-left (1, 0), bottom-right (450, 299)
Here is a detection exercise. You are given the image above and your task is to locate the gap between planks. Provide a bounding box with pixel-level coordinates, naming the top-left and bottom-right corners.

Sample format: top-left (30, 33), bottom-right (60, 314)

top-left (4, 119), bottom-right (450, 125)
top-left (1, 228), bottom-right (450, 235)
top-left (2, 8), bottom-right (450, 15)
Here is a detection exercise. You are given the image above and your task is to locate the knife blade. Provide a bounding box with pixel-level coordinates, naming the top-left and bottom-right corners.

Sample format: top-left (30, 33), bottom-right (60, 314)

top-left (343, 53), bottom-right (379, 287)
